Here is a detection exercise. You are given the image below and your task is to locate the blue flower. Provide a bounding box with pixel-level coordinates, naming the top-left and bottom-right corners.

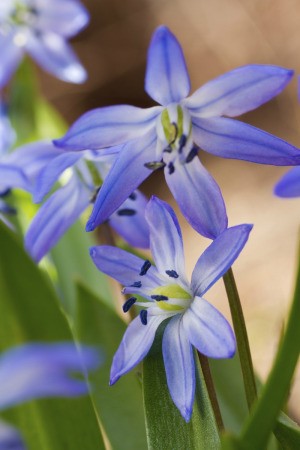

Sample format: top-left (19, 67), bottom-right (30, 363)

top-left (0, 0), bottom-right (89, 86)
top-left (56, 25), bottom-right (300, 239)
top-left (0, 342), bottom-right (100, 449)
top-left (0, 101), bottom-right (15, 155)
top-left (1, 140), bottom-right (150, 261)
top-left (274, 166), bottom-right (300, 198)
top-left (90, 196), bottom-right (252, 422)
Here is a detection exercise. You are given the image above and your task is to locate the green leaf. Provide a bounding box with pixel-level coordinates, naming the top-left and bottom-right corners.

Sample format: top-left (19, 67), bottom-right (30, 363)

top-left (143, 322), bottom-right (220, 450)
top-left (51, 221), bottom-right (111, 317)
top-left (0, 222), bottom-right (105, 450)
top-left (275, 413), bottom-right (300, 449)
top-left (74, 282), bottom-right (148, 450)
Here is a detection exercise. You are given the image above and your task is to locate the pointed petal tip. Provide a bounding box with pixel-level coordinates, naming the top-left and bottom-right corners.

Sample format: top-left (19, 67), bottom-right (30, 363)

top-left (89, 246), bottom-right (97, 259)
top-left (86, 220), bottom-right (95, 232)
top-left (181, 405), bottom-right (192, 423)
top-left (109, 374), bottom-right (120, 386)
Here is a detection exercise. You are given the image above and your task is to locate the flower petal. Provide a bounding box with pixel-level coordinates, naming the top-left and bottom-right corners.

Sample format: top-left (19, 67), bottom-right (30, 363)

top-left (191, 224), bottom-right (252, 297)
top-left (89, 245), bottom-right (160, 289)
top-left (185, 65), bottom-right (293, 118)
top-left (145, 196), bottom-right (187, 280)
top-left (0, 32), bottom-right (23, 88)
top-left (162, 315), bottom-right (195, 422)
top-left (274, 167), bottom-right (300, 198)
top-left (183, 298), bottom-right (236, 358)
top-left (55, 105), bottom-right (160, 150)
top-left (25, 176), bottom-right (90, 262)
top-left (0, 165), bottom-right (29, 191)
top-left (86, 130), bottom-right (157, 231)
top-left (145, 26), bottom-right (190, 106)
top-left (34, 150), bottom-right (82, 202)
top-left (0, 420), bottom-right (24, 450)
top-left (35, 0), bottom-right (89, 38)
top-left (192, 117), bottom-right (300, 165)
top-left (0, 343), bottom-right (100, 410)
top-left (109, 189), bottom-right (150, 249)
top-left (165, 156), bottom-right (228, 239)
top-left (110, 315), bottom-right (165, 384)
top-left (26, 32), bottom-right (86, 84)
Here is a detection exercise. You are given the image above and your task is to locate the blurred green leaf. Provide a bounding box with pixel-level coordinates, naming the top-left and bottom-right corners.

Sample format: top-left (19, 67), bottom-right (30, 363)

top-left (143, 322), bottom-right (220, 450)
top-left (0, 222), bottom-right (105, 450)
top-left (74, 282), bottom-right (147, 450)
top-left (275, 413), bottom-right (300, 449)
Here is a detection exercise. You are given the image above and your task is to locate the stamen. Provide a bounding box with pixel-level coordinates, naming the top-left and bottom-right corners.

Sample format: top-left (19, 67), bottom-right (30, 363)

top-left (151, 295), bottom-right (168, 301)
top-left (117, 208), bottom-right (136, 216)
top-left (131, 281), bottom-right (142, 288)
top-left (144, 161), bottom-right (166, 171)
top-left (186, 146), bottom-right (199, 163)
top-left (163, 145), bottom-right (173, 153)
top-left (123, 297), bottom-right (137, 313)
top-left (129, 192), bottom-right (137, 201)
top-left (140, 310), bottom-right (148, 325)
top-left (168, 162), bottom-right (175, 175)
top-left (169, 122), bottom-right (178, 145)
top-left (178, 135), bottom-right (187, 153)
top-left (140, 260), bottom-right (151, 276)
top-left (165, 270), bottom-right (179, 278)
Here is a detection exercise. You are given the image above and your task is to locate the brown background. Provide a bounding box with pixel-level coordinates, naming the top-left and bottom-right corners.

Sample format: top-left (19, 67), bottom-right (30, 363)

top-left (38, 0), bottom-right (300, 418)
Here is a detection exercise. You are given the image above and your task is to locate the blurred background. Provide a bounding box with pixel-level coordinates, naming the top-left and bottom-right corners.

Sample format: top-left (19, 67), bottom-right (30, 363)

top-left (35, 0), bottom-right (300, 418)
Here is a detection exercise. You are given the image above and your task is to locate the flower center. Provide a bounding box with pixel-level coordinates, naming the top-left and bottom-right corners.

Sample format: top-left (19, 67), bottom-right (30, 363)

top-left (10, 2), bottom-right (37, 27)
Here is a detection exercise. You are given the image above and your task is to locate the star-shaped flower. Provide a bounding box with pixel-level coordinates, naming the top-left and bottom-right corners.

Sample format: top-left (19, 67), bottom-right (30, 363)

top-left (0, 0), bottom-right (89, 86)
top-left (56, 25), bottom-right (300, 239)
top-left (90, 196), bottom-right (252, 422)
top-left (274, 166), bottom-right (300, 198)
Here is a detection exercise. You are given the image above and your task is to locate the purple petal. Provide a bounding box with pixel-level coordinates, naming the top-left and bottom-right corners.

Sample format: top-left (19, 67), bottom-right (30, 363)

top-left (145, 196), bottom-right (187, 280)
top-left (55, 105), bottom-right (160, 150)
top-left (35, 0), bottom-right (89, 38)
top-left (0, 103), bottom-right (16, 155)
top-left (0, 342), bottom-right (101, 410)
top-left (0, 421), bottom-right (24, 450)
top-left (165, 156), bottom-right (228, 239)
top-left (162, 315), bottom-right (195, 422)
top-left (0, 165), bottom-right (29, 191)
top-left (145, 26), bottom-right (190, 106)
top-left (86, 130), bottom-right (157, 231)
top-left (34, 151), bottom-right (82, 202)
top-left (193, 117), bottom-right (300, 165)
top-left (2, 140), bottom-right (63, 185)
top-left (26, 32), bottom-right (86, 84)
top-left (109, 189), bottom-right (150, 249)
top-left (183, 298), bottom-right (236, 358)
top-left (185, 65), bottom-right (293, 118)
top-left (25, 176), bottom-right (90, 262)
top-left (110, 315), bottom-right (165, 384)
top-left (89, 245), bottom-right (160, 288)
top-left (191, 224), bottom-right (252, 296)
top-left (274, 167), bottom-right (300, 198)
top-left (0, 32), bottom-right (23, 88)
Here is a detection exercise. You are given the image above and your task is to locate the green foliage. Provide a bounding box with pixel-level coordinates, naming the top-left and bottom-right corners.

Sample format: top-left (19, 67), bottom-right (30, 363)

top-left (0, 222), bottom-right (105, 450)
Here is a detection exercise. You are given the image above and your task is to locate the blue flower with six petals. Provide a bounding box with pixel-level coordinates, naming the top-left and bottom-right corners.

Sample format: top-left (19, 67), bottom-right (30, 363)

top-left (90, 196), bottom-right (252, 422)
top-left (56, 25), bottom-right (300, 239)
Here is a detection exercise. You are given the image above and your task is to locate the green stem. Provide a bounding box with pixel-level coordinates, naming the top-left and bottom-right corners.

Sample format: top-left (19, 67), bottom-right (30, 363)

top-left (223, 268), bottom-right (257, 410)
top-left (197, 352), bottom-right (224, 432)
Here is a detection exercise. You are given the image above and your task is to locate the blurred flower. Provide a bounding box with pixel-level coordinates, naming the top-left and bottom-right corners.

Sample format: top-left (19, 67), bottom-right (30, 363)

top-left (56, 25), bottom-right (300, 239)
top-left (274, 166), bottom-right (300, 198)
top-left (0, 342), bottom-right (100, 449)
top-left (1, 140), bottom-right (149, 261)
top-left (90, 196), bottom-right (252, 422)
top-left (0, 101), bottom-right (15, 155)
top-left (0, 0), bottom-right (89, 86)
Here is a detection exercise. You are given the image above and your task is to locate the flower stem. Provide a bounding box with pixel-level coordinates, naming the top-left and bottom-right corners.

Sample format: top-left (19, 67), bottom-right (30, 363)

top-left (223, 268), bottom-right (257, 410)
top-left (197, 352), bottom-right (224, 432)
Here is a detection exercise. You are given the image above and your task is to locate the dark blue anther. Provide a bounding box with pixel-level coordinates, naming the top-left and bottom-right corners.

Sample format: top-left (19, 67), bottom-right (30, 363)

top-left (129, 192), bottom-right (137, 201)
top-left (186, 146), bottom-right (199, 163)
top-left (178, 135), bottom-right (187, 153)
top-left (123, 297), bottom-right (137, 313)
top-left (165, 270), bottom-right (179, 278)
top-left (117, 208), bottom-right (136, 216)
top-left (144, 161), bottom-right (166, 171)
top-left (168, 162), bottom-right (175, 175)
top-left (163, 145), bottom-right (173, 153)
top-left (140, 260), bottom-right (151, 276)
top-left (131, 281), bottom-right (142, 288)
top-left (140, 310), bottom-right (148, 325)
top-left (151, 295), bottom-right (168, 301)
